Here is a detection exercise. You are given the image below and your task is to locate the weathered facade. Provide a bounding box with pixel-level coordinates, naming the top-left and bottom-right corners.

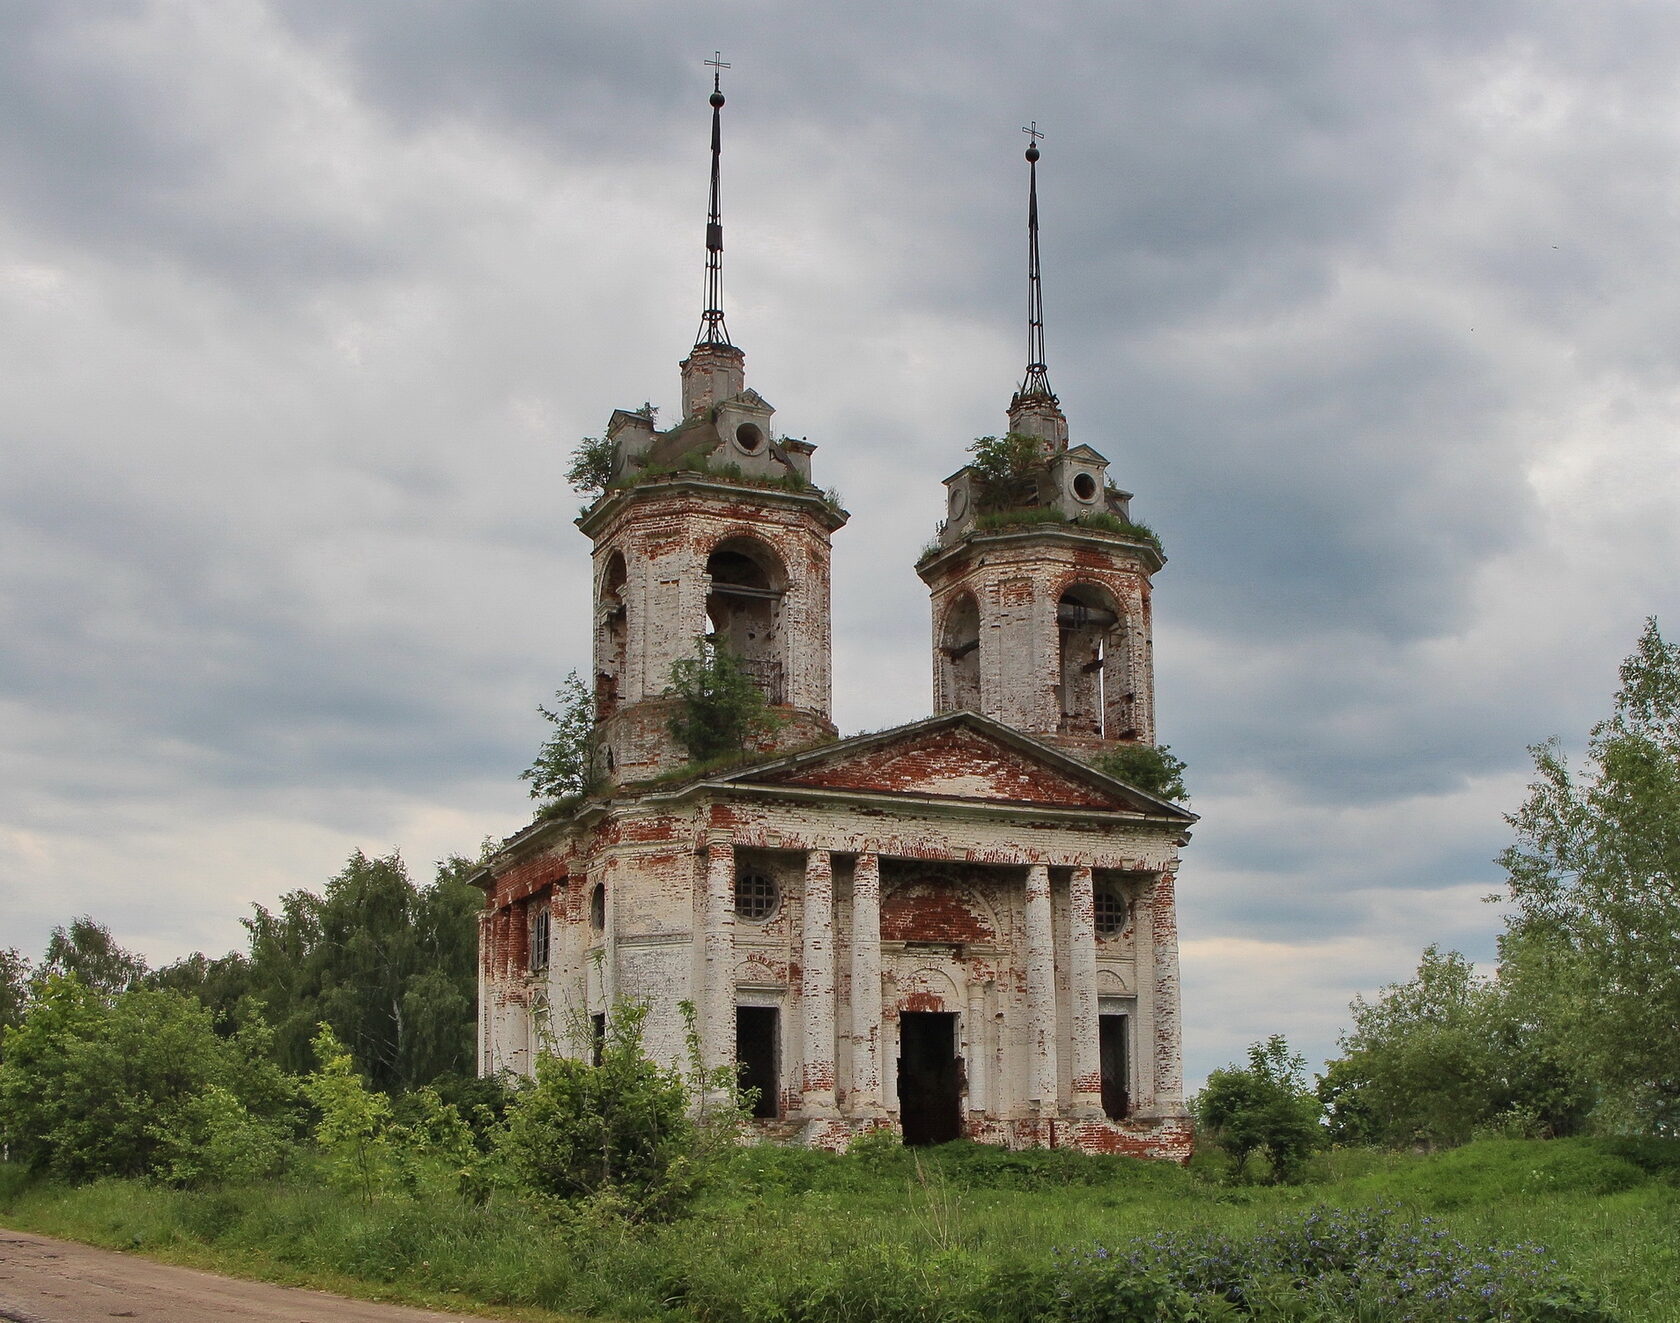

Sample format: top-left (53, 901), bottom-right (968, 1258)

top-left (475, 83), bottom-right (1195, 1158)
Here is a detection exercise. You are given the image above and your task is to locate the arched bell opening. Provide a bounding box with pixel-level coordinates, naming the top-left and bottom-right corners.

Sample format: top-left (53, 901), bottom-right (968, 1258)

top-left (939, 592), bottom-right (981, 712)
top-left (705, 537), bottom-right (787, 704)
top-left (1057, 584), bottom-right (1126, 737)
top-left (595, 551), bottom-right (628, 718)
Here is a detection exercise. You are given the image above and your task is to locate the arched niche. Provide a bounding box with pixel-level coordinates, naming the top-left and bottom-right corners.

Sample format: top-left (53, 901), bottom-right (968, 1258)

top-left (1057, 583), bottom-right (1126, 738)
top-left (595, 551), bottom-right (628, 717)
top-left (939, 592), bottom-right (981, 712)
top-left (705, 536), bottom-right (787, 703)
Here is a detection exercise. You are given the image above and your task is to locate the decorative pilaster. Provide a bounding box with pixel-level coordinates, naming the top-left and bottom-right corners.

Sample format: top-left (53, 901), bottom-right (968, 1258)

top-left (1068, 865), bottom-right (1102, 1116)
top-left (850, 851), bottom-right (883, 1114)
top-left (703, 840), bottom-right (736, 1074)
top-left (1150, 869), bottom-right (1185, 1110)
top-left (1024, 863), bottom-right (1058, 1109)
top-left (1133, 874), bottom-right (1157, 1114)
top-left (801, 850), bottom-right (837, 1113)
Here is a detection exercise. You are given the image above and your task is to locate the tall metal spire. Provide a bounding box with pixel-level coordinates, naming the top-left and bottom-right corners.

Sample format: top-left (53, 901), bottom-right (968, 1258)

top-left (695, 51), bottom-right (733, 349)
top-left (1019, 122), bottom-right (1053, 399)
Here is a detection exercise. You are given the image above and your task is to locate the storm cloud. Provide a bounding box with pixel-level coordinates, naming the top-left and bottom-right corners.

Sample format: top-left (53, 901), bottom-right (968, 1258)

top-left (5, 0), bottom-right (1680, 1085)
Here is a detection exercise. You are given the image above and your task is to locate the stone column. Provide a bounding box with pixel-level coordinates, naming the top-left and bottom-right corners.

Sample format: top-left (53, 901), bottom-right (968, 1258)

top-left (965, 979), bottom-right (987, 1114)
top-left (1150, 868), bottom-right (1185, 1111)
top-left (1024, 862), bottom-right (1058, 1110)
top-left (1132, 874), bottom-right (1157, 1113)
top-left (801, 849), bottom-right (837, 1114)
top-left (702, 840), bottom-right (736, 1074)
top-left (1068, 865), bottom-right (1103, 1117)
top-left (849, 851), bottom-right (883, 1114)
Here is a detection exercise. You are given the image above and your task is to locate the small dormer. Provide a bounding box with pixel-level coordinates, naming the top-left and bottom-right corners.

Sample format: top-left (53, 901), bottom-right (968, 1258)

top-left (1047, 444), bottom-right (1110, 520)
top-left (715, 388), bottom-right (782, 478)
top-left (779, 438), bottom-right (815, 483)
top-left (941, 467), bottom-right (981, 540)
top-left (606, 408), bottom-right (657, 475)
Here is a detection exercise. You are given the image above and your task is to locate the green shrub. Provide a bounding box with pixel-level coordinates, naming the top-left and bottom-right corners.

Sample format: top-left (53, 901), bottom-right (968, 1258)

top-left (0, 977), bottom-right (299, 1183)
top-left (1195, 1036), bottom-right (1323, 1183)
top-left (666, 640), bottom-right (779, 763)
top-left (302, 1023), bottom-right (396, 1201)
top-left (1092, 744), bottom-right (1189, 803)
top-left (496, 1002), bottom-right (722, 1221)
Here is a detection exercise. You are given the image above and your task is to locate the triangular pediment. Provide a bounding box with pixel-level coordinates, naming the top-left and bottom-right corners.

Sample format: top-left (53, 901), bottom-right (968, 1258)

top-left (716, 712), bottom-right (1194, 820)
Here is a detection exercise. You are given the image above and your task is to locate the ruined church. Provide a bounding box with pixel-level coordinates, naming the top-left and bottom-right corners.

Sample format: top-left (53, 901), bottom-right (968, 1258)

top-left (475, 70), bottom-right (1195, 1158)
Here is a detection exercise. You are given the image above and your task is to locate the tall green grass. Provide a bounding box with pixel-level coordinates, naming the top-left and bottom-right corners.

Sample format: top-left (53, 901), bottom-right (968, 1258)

top-left (2, 1139), bottom-right (1676, 1321)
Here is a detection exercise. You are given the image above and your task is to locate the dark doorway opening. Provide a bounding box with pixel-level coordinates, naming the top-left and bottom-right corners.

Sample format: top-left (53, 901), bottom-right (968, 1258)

top-left (736, 1006), bottom-right (780, 1119)
top-left (897, 1011), bottom-right (963, 1145)
top-left (1100, 1013), bottom-right (1130, 1120)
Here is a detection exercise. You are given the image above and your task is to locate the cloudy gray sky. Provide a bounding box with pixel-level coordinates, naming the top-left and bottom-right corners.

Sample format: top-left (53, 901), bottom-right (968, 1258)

top-left (5, 0), bottom-right (1680, 1087)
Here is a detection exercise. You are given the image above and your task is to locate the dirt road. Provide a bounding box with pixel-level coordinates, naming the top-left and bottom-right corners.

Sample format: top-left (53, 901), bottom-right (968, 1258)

top-left (0, 1228), bottom-right (502, 1323)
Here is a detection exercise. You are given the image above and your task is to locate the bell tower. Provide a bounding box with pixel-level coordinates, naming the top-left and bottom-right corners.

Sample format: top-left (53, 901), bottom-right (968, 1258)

top-left (577, 58), bottom-right (847, 784)
top-left (916, 128), bottom-right (1164, 760)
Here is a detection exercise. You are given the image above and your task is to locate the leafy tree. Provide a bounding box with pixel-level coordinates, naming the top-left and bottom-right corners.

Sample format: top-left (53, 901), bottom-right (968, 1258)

top-left (522, 670), bottom-right (599, 802)
top-left (967, 433), bottom-right (1042, 511)
top-left (303, 1022), bottom-right (396, 1200)
top-left (1320, 946), bottom-right (1587, 1148)
top-left (144, 950), bottom-right (255, 1032)
top-left (38, 917), bottom-right (146, 998)
top-left (1499, 618), bottom-right (1680, 1132)
top-left (567, 434), bottom-right (617, 497)
top-left (0, 947), bottom-right (31, 1052)
top-left (1195, 1035), bottom-right (1321, 1182)
top-left (0, 977), bottom-right (297, 1181)
top-left (497, 1001), bottom-right (731, 1221)
top-left (241, 850), bottom-right (481, 1091)
top-left (1093, 743), bottom-right (1190, 803)
top-left (666, 639), bottom-right (778, 764)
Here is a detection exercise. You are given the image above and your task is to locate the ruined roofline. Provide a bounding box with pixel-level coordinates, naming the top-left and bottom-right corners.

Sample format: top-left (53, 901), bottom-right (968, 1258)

top-left (476, 707), bottom-right (1195, 883)
top-left (917, 520), bottom-right (1165, 576)
top-left (575, 472), bottom-right (849, 537)
top-left (701, 708), bottom-right (1195, 821)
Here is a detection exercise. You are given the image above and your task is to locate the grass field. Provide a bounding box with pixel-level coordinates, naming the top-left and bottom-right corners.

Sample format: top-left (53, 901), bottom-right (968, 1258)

top-left (3, 1137), bottom-right (1677, 1321)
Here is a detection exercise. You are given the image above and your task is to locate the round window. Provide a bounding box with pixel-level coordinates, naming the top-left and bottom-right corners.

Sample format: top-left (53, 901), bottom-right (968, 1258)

top-left (735, 422), bottom-right (764, 453)
top-left (589, 882), bottom-right (606, 931)
top-left (1072, 472), bottom-right (1098, 502)
top-left (1093, 885), bottom-right (1127, 938)
top-left (734, 871), bottom-right (779, 921)
top-left (949, 487), bottom-right (968, 519)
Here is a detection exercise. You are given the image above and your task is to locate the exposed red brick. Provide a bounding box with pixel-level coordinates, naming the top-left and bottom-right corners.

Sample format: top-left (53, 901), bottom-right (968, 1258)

top-left (784, 727), bottom-right (1114, 808)
top-left (881, 880), bottom-right (994, 944)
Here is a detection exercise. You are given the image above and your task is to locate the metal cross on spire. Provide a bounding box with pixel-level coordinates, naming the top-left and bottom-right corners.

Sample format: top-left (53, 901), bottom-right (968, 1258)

top-left (1019, 122), bottom-right (1054, 399)
top-left (695, 51), bottom-right (734, 348)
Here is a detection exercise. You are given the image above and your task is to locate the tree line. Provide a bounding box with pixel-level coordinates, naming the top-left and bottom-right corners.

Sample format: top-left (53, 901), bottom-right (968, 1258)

top-left (1, 848), bottom-right (483, 1096)
top-left (1198, 619), bottom-right (1680, 1178)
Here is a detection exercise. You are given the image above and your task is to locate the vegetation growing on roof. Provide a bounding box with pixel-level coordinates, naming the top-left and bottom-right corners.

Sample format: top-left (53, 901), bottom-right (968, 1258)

top-left (967, 432), bottom-right (1042, 510)
top-left (566, 435), bottom-right (617, 498)
top-left (973, 505), bottom-right (1162, 547)
top-left (1091, 742), bottom-right (1189, 803)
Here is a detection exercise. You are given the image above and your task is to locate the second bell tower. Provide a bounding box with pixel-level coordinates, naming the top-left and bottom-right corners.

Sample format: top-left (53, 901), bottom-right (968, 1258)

top-left (916, 131), bottom-right (1165, 761)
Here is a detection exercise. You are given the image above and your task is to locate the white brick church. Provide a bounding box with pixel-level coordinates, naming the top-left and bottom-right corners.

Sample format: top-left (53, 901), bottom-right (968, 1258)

top-left (473, 74), bottom-right (1195, 1158)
